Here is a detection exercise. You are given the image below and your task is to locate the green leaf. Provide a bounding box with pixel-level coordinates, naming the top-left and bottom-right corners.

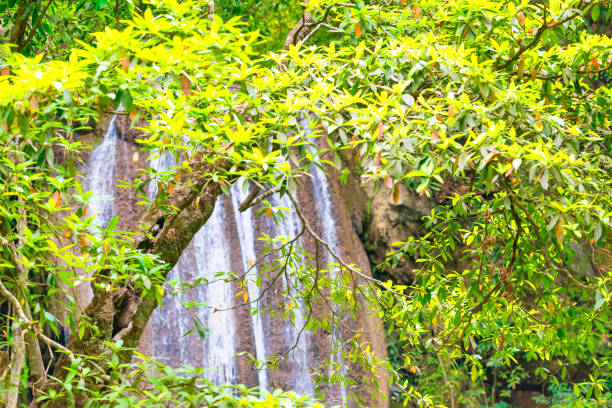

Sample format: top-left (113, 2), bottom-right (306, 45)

top-left (592, 4), bottom-right (600, 20)
top-left (106, 216), bottom-right (119, 232)
top-left (594, 292), bottom-right (605, 311)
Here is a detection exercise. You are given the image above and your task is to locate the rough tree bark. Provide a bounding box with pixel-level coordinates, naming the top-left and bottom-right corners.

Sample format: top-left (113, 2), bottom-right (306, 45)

top-left (282, 1), bottom-right (314, 50)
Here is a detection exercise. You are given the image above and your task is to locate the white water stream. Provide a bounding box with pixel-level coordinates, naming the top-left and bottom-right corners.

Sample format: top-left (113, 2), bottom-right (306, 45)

top-left (230, 184), bottom-right (269, 392)
top-left (270, 191), bottom-right (314, 396)
top-left (87, 115), bottom-right (119, 226)
top-left (147, 152), bottom-right (236, 384)
top-left (301, 117), bottom-right (348, 404)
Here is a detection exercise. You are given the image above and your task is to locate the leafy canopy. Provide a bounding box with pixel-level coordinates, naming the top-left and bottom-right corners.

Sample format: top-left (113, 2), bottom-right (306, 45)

top-left (0, 0), bottom-right (610, 407)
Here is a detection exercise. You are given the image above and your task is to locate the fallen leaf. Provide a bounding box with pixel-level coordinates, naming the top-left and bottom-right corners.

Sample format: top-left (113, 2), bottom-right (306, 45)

top-left (485, 152), bottom-right (501, 164)
top-left (384, 175), bottom-right (393, 189)
top-left (497, 333), bottom-right (505, 349)
top-left (518, 53), bottom-right (525, 78)
top-left (78, 235), bottom-right (90, 248)
top-left (452, 154), bottom-right (460, 174)
top-left (30, 96), bottom-right (39, 111)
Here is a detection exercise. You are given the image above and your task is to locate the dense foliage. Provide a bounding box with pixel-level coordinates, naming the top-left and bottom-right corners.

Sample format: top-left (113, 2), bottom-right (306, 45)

top-left (0, 0), bottom-right (610, 407)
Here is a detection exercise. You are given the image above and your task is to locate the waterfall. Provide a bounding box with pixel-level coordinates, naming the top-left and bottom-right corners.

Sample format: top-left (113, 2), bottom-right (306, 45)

top-left (230, 184), bottom-right (269, 392)
top-left (190, 202), bottom-right (236, 384)
top-left (147, 152), bottom-right (236, 384)
top-left (84, 117), bottom-right (357, 404)
top-left (301, 117), bottom-right (348, 405)
top-left (147, 153), bottom-right (191, 373)
top-left (270, 192), bottom-right (314, 396)
top-left (87, 115), bottom-right (119, 226)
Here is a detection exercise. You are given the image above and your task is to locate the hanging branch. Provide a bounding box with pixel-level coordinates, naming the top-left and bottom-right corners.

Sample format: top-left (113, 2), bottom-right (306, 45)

top-left (0, 279), bottom-right (76, 362)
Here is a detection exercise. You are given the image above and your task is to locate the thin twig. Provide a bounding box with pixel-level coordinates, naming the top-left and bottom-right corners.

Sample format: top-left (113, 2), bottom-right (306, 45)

top-left (0, 278), bottom-right (75, 362)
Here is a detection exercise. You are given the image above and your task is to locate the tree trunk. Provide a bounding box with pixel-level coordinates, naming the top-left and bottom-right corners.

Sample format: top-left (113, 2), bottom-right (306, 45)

top-left (6, 327), bottom-right (26, 408)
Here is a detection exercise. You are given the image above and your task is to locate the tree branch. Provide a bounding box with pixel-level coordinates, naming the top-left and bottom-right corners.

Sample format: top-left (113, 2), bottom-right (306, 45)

top-left (19, 0), bottom-right (53, 52)
top-left (495, 9), bottom-right (584, 71)
top-left (239, 186), bottom-right (282, 212)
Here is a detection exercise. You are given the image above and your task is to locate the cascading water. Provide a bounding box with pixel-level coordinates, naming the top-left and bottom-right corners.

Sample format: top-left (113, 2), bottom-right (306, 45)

top-left (230, 184), bottom-right (268, 392)
top-left (147, 153), bottom-right (191, 371)
top-left (87, 115), bottom-right (119, 226)
top-left (147, 152), bottom-right (237, 385)
top-left (269, 192), bottom-right (314, 396)
top-left (189, 202), bottom-right (237, 384)
top-left (301, 117), bottom-right (348, 404)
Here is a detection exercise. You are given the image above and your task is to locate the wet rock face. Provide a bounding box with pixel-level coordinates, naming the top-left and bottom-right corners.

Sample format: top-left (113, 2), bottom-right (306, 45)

top-left (82, 118), bottom-right (390, 407)
top-left (360, 182), bottom-right (433, 285)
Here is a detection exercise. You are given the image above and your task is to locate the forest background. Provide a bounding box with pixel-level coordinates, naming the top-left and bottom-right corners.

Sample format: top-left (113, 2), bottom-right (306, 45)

top-left (0, 0), bottom-right (610, 407)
